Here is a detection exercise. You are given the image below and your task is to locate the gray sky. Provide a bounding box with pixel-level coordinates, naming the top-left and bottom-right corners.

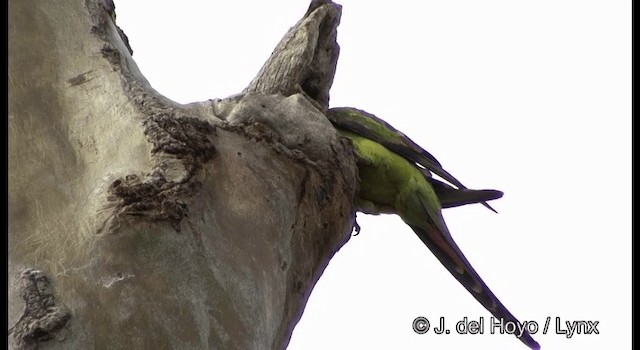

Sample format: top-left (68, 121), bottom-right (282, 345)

top-left (116, 1), bottom-right (631, 349)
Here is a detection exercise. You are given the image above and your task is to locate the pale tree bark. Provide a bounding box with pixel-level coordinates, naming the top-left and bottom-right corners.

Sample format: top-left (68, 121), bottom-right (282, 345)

top-left (8, 1), bottom-right (357, 349)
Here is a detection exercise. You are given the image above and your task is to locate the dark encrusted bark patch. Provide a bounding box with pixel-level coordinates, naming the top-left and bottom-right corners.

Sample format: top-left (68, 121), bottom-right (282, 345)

top-left (106, 113), bottom-right (216, 231)
top-left (100, 44), bottom-right (121, 68)
top-left (108, 171), bottom-right (193, 231)
top-left (9, 269), bottom-right (71, 350)
top-left (143, 113), bottom-right (217, 172)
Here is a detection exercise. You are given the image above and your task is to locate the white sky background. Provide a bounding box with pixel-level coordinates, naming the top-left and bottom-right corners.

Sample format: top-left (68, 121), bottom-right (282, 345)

top-left (116, 1), bottom-right (631, 349)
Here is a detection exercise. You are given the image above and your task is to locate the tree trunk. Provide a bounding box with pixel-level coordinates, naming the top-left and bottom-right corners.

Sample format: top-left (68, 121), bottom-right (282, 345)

top-left (8, 1), bottom-right (356, 349)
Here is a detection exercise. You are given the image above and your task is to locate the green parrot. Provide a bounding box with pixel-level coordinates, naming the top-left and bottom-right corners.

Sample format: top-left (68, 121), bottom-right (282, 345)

top-left (327, 107), bottom-right (540, 350)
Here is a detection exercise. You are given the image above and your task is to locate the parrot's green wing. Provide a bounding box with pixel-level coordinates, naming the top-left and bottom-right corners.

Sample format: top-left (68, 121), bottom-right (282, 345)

top-left (327, 107), bottom-right (499, 213)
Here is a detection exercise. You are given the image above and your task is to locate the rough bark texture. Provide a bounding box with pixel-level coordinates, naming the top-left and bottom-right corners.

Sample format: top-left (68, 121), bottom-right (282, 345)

top-left (8, 0), bottom-right (357, 349)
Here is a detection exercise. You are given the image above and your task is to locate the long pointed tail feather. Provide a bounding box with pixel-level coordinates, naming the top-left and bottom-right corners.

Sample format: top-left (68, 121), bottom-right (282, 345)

top-left (426, 176), bottom-right (503, 211)
top-left (410, 224), bottom-right (540, 349)
top-left (409, 196), bottom-right (540, 349)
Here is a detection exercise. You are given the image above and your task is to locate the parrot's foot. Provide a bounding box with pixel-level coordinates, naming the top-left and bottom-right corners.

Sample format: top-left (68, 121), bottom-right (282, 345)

top-left (352, 216), bottom-right (361, 236)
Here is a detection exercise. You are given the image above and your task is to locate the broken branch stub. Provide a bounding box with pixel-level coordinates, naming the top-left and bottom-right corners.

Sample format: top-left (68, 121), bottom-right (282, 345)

top-left (243, 0), bottom-right (342, 111)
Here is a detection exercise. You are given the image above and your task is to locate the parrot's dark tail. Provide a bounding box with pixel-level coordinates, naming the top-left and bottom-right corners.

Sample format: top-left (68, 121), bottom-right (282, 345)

top-left (427, 176), bottom-right (503, 212)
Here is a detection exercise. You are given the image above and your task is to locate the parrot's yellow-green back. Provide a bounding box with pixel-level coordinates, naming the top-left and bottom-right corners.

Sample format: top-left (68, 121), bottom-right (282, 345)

top-left (342, 130), bottom-right (440, 218)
